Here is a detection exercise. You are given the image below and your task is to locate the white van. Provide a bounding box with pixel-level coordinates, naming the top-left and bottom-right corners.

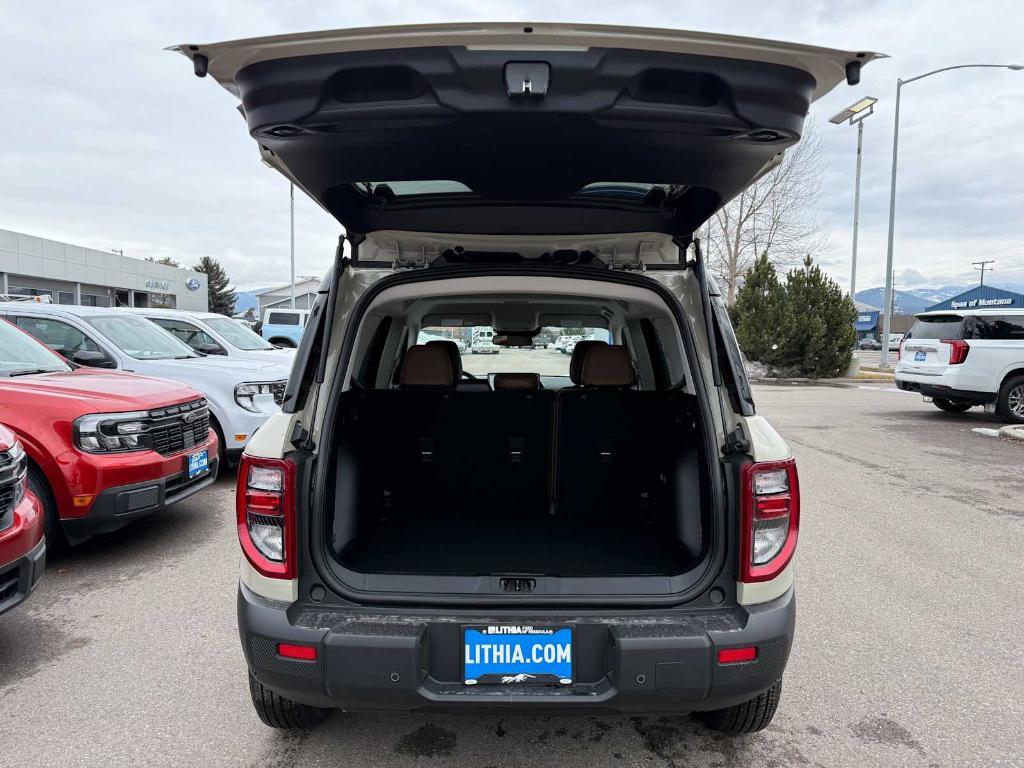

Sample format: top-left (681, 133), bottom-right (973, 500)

top-left (896, 309), bottom-right (1024, 422)
top-left (470, 327), bottom-right (499, 354)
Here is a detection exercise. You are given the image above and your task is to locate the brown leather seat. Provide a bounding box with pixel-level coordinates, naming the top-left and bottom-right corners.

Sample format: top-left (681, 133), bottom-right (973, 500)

top-left (399, 344), bottom-right (455, 388)
top-left (568, 340), bottom-right (607, 385)
top-left (579, 345), bottom-right (636, 388)
top-left (493, 372), bottom-right (541, 390)
top-left (426, 339), bottom-right (462, 380)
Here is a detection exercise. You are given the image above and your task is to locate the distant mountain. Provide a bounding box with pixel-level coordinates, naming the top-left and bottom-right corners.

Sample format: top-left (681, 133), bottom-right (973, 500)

top-left (856, 282), bottom-right (1024, 314)
top-left (233, 290), bottom-right (265, 316)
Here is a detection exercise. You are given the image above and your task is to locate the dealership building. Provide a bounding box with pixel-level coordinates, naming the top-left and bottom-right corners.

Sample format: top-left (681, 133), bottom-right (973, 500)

top-left (0, 228), bottom-right (208, 311)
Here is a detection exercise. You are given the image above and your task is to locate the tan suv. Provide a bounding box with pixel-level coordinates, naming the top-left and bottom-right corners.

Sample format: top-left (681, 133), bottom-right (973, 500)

top-left (175, 22), bottom-right (877, 733)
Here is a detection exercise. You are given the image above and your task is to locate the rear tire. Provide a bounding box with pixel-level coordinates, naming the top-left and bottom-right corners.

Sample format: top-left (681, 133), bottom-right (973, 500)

top-left (997, 374), bottom-right (1024, 424)
top-left (248, 672), bottom-right (330, 730)
top-left (698, 678), bottom-right (782, 734)
top-left (933, 398), bottom-right (973, 413)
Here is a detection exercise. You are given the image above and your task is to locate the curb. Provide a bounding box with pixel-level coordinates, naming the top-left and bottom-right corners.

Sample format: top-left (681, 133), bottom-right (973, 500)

top-left (1000, 425), bottom-right (1024, 442)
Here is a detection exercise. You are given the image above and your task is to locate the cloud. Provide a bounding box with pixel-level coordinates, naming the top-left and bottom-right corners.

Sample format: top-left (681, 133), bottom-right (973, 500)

top-left (1, 0), bottom-right (1022, 293)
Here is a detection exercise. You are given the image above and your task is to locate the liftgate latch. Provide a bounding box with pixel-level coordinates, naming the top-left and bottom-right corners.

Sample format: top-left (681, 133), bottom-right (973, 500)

top-left (505, 62), bottom-right (550, 97)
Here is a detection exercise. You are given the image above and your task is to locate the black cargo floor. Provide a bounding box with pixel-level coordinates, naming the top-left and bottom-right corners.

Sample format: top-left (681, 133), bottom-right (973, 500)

top-left (346, 519), bottom-right (690, 576)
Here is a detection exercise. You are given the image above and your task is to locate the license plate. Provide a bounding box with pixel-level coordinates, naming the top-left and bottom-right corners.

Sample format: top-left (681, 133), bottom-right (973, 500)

top-left (914, 351), bottom-right (927, 362)
top-left (188, 449), bottom-right (209, 479)
top-left (463, 625), bottom-right (572, 685)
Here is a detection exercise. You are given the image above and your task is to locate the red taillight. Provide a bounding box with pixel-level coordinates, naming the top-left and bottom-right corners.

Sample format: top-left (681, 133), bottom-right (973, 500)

top-left (277, 643), bottom-right (317, 661)
top-left (718, 646), bottom-right (758, 664)
top-left (943, 339), bottom-right (970, 365)
top-left (739, 459), bottom-right (800, 583)
top-left (236, 455), bottom-right (296, 580)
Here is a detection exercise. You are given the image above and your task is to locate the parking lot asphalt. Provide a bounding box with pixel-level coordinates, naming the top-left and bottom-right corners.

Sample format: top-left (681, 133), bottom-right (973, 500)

top-left (1, 384), bottom-right (1021, 768)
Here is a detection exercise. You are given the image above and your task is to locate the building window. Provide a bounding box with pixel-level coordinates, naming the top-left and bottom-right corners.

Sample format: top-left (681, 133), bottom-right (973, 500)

top-left (149, 292), bottom-right (176, 309)
top-left (9, 285), bottom-right (53, 299)
top-left (58, 291), bottom-right (75, 305)
top-left (81, 293), bottom-right (111, 308)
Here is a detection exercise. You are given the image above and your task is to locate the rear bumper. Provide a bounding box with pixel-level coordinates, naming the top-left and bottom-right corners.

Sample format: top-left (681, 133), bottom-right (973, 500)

top-left (0, 535), bottom-right (46, 617)
top-left (239, 584), bottom-right (795, 714)
top-left (895, 378), bottom-right (996, 404)
top-left (62, 455), bottom-right (219, 538)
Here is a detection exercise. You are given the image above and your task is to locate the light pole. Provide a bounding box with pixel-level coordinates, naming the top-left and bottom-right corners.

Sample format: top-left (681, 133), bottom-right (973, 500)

top-left (830, 97), bottom-right (878, 304)
top-left (879, 63), bottom-right (1023, 368)
top-left (289, 183), bottom-right (296, 309)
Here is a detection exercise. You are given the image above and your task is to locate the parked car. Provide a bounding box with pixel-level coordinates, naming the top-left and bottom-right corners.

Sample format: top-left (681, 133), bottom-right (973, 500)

top-left (554, 335), bottom-right (582, 354)
top-left (0, 318), bottom-right (218, 545)
top-left (888, 333), bottom-right (904, 352)
top-left (124, 307), bottom-right (296, 366)
top-left (896, 309), bottom-right (1024, 422)
top-left (532, 333), bottom-right (555, 349)
top-left (0, 303), bottom-right (292, 464)
top-left (177, 21), bottom-right (876, 734)
top-left (260, 308), bottom-right (310, 348)
top-left (470, 327), bottom-right (499, 354)
top-left (0, 424), bottom-right (45, 616)
top-left (858, 337), bottom-right (882, 351)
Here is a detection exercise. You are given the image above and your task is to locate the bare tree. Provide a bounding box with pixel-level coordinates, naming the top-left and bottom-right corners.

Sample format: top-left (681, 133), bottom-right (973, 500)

top-left (703, 124), bottom-right (829, 303)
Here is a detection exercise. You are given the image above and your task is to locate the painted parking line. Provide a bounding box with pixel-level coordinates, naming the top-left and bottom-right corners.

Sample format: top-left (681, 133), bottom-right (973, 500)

top-left (857, 385), bottom-right (908, 393)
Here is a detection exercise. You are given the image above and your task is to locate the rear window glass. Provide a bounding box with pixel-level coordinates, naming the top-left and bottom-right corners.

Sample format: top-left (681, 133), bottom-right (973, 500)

top-left (907, 316), bottom-right (965, 340)
top-left (360, 180), bottom-right (472, 196)
top-left (268, 312), bottom-right (301, 326)
top-left (421, 325), bottom-right (611, 377)
top-left (965, 315), bottom-right (1024, 340)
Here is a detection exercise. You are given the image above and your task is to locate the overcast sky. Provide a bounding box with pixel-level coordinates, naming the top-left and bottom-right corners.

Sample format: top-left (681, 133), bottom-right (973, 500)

top-left (2, 1), bottom-right (1022, 292)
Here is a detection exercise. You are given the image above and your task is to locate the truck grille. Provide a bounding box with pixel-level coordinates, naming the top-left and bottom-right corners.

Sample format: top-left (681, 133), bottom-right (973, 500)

top-left (147, 398), bottom-right (211, 457)
top-left (0, 447), bottom-right (27, 532)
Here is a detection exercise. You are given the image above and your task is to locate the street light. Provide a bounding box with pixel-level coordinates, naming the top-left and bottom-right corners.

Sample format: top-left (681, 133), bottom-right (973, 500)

top-left (879, 63), bottom-right (1023, 368)
top-left (830, 96), bottom-right (878, 303)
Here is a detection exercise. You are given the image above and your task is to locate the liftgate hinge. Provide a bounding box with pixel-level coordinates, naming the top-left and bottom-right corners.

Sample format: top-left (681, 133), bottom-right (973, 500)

top-left (722, 424), bottom-right (751, 456)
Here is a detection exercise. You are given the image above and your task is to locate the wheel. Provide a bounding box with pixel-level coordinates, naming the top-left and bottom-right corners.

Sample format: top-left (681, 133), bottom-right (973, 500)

top-left (27, 464), bottom-right (67, 551)
top-left (933, 398), bottom-right (973, 413)
top-left (698, 678), bottom-right (782, 734)
top-left (248, 672), bottom-right (330, 730)
top-left (997, 374), bottom-right (1024, 424)
top-left (209, 417), bottom-right (229, 471)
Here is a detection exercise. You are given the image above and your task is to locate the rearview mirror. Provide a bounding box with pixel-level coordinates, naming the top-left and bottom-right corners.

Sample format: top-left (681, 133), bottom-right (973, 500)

top-left (72, 350), bottom-right (116, 369)
top-left (492, 332), bottom-right (537, 348)
top-left (198, 343), bottom-right (227, 356)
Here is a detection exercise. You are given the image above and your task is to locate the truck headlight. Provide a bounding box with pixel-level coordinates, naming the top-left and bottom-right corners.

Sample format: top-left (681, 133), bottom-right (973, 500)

top-left (74, 412), bottom-right (151, 453)
top-left (8, 440), bottom-right (27, 506)
top-left (234, 381), bottom-right (287, 413)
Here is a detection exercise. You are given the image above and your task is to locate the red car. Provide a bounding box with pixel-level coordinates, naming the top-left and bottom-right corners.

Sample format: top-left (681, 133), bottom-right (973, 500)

top-left (0, 318), bottom-right (219, 546)
top-left (0, 424), bottom-right (44, 616)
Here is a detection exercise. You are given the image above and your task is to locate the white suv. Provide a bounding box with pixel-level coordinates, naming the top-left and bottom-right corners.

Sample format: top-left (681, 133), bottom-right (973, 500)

top-left (124, 307), bottom-right (296, 365)
top-left (175, 21), bottom-right (879, 734)
top-left (0, 303), bottom-right (294, 462)
top-left (896, 309), bottom-right (1024, 422)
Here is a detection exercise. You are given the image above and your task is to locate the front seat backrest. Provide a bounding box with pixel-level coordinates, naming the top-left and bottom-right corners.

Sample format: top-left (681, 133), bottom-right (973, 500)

top-left (568, 340), bottom-right (608, 385)
top-left (580, 345), bottom-right (636, 388)
top-left (426, 339), bottom-right (462, 380)
top-left (399, 344), bottom-right (454, 388)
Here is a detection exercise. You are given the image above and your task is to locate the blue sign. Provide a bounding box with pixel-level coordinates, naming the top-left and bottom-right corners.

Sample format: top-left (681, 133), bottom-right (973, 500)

top-left (186, 277), bottom-right (202, 291)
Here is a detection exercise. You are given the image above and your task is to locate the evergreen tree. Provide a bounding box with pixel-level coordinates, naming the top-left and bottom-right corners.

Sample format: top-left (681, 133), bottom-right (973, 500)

top-left (778, 255), bottom-right (856, 378)
top-left (730, 252), bottom-right (789, 367)
top-left (192, 256), bottom-right (236, 316)
top-left (145, 256), bottom-right (181, 267)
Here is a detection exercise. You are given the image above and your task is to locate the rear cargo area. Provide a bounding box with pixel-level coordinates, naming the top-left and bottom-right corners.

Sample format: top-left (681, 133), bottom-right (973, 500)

top-left (326, 387), bottom-right (710, 580)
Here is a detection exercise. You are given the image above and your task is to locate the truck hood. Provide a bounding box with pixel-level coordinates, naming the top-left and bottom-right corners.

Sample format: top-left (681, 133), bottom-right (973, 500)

top-left (0, 369), bottom-right (203, 414)
top-left (172, 22), bottom-right (881, 237)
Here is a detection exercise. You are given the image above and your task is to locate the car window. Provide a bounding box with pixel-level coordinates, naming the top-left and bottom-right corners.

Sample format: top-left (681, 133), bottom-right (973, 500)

top-left (423, 325), bottom-right (611, 377)
top-left (151, 317), bottom-right (219, 351)
top-left (86, 315), bottom-right (198, 360)
top-left (906, 316), bottom-right (965, 340)
top-left (0, 320), bottom-right (72, 375)
top-left (268, 312), bottom-right (301, 326)
top-left (965, 315), bottom-right (1024, 341)
top-left (204, 316), bottom-right (275, 350)
top-left (13, 316), bottom-right (102, 358)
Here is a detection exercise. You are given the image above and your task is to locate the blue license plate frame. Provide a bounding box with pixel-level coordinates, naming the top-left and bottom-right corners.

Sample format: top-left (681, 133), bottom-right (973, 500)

top-left (462, 625), bottom-right (573, 686)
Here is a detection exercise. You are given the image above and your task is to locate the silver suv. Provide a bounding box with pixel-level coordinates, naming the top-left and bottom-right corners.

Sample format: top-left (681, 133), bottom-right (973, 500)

top-left (175, 22), bottom-right (878, 733)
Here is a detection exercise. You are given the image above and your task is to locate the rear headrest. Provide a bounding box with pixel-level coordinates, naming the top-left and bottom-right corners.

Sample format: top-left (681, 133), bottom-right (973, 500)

top-left (399, 344), bottom-right (454, 388)
top-left (493, 372), bottom-right (541, 390)
top-left (580, 345), bottom-right (636, 388)
top-left (426, 339), bottom-right (462, 380)
top-left (569, 340), bottom-right (608, 384)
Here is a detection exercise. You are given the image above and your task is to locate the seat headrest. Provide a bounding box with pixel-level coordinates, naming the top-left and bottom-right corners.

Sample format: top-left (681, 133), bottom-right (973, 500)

top-left (493, 372), bottom-right (541, 390)
top-left (568, 340), bottom-right (608, 384)
top-left (580, 345), bottom-right (636, 388)
top-left (399, 344), bottom-right (454, 388)
top-left (426, 339), bottom-right (462, 380)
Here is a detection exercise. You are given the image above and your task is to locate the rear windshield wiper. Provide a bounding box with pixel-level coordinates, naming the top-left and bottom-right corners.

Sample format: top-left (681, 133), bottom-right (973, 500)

top-left (8, 367), bottom-right (61, 377)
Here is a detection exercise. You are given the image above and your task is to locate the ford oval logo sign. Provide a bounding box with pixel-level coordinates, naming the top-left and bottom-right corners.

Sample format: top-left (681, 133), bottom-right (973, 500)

top-left (186, 277), bottom-right (201, 291)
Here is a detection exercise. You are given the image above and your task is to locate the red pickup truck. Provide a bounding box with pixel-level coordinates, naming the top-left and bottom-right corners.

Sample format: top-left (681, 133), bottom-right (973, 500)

top-left (0, 423), bottom-right (44, 616)
top-left (0, 318), bottom-right (219, 546)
